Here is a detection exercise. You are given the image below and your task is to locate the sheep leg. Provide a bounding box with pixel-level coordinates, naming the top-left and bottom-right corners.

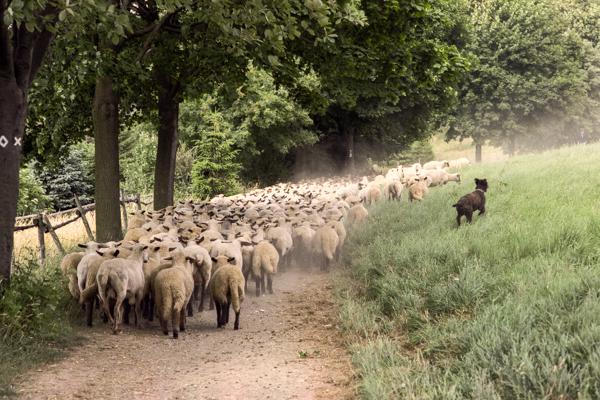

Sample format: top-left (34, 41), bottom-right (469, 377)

top-left (148, 296), bottom-right (155, 321)
top-left (172, 309), bottom-right (180, 339)
top-left (134, 298), bottom-right (142, 328)
top-left (159, 315), bottom-right (168, 336)
top-left (215, 301), bottom-right (223, 328)
top-left (85, 298), bottom-right (94, 327)
top-left (186, 299), bottom-right (194, 318)
top-left (123, 303), bottom-right (131, 325)
top-left (225, 299), bottom-right (231, 325)
top-left (180, 307), bottom-right (186, 332)
top-left (233, 311), bottom-right (240, 330)
top-left (261, 271), bottom-right (266, 296)
top-left (267, 274), bottom-right (273, 294)
top-left (243, 268), bottom-right (250, 291)
top-left (255, 276), bottom-right (261, 297)
top-left (198, 285), bottom-right (205, 312)
top-left (113, 297), bottom-right (125, 334)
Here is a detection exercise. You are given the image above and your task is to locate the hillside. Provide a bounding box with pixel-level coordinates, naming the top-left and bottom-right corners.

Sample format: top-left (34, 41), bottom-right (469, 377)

top-left (341, 143), bottom-right (600, 398)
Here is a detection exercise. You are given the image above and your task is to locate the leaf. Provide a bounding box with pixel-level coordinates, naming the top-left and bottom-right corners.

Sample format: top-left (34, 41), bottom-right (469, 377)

top-left (58, 9), bottom-right (67, 22)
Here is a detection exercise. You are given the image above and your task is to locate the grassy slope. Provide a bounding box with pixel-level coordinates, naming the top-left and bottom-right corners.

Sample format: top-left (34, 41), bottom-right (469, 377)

top-left (340, 143), bottom-right (600, 399)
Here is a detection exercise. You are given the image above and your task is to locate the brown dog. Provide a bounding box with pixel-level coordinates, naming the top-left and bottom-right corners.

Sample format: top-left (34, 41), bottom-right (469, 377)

top-left (453, 178), bottom-right (488, 226)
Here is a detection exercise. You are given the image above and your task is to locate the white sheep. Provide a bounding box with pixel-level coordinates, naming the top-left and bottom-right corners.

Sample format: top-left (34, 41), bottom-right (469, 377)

top-left (210, 255), bottom-right (245, 330)
top-left (251, 240), bottom-right (279, 296)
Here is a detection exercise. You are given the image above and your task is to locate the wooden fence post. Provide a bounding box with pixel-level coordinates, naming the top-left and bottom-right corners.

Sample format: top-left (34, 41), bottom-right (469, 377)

top-left (120, 189), bottom-right (128, 231)
top-left (135, 193), bottom-right (142, 210)
top-left (42, 214), bottom-right (65, 256)
top-left (74, 193), bottom-right (95, 241)
top-left (35, 213), bottom-right (46, 267)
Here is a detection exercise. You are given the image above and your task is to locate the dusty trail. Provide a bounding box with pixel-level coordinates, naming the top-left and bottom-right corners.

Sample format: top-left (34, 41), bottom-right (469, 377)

top-left (15, 269), bottom-right (355, 400)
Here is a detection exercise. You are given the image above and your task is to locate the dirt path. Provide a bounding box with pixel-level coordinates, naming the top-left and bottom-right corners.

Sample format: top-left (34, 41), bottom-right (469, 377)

top-left (15, 269), bottom-right (355, 400)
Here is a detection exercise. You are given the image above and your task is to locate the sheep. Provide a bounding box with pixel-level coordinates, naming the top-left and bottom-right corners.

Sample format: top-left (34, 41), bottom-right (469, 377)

top-left (387, 180), bottom-right (404, 200)
top-left (449, 157), bottom-right (470, 169)
top-left (312, 225), bottom-right (339, 271)
top-left (423, 169), bottom-right (448, 187)
top-left (446, 172), bottom-right (461, 183)
top-left (96, 244), bottom-right (148, 334)
top-left (329, 218), bottom-right (346, 261)
top-left (210, 255), bottom-right (245, 330)
top-left (453, 178), bottom-right (488, 226)
top-left (265, 226), bottom-right (293, 269)
top-left (153, 249), bottom-right (195, 338)
top-left (60, 252), bottom-right (84, 300)
top-left (360, 185), bottom-right (382, 206)
top-left (251, 240), bottom-right (279, 296)
top-left (76, 242), bottom-right (112, 294)
top-left (78, 248), bottom-right (120, 326)
top-left (209, 239), bottom-right (243, 270)
top-left (408, 177), bottom-right (430, 202)
top-left (423, 160), bottom-right (449, 170)
top-left (291, 224), bottom-right (315, 267)
top-left (346, 204), bottom-right (368, 226)
top-left (182, 244), bottom-right (212, 314)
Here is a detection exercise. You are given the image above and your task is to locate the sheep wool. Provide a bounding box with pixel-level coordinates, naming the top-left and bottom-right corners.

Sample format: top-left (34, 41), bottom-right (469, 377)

top-left (251, 240), bottom-right (279, 296)
top-left (210, 256), bottom-right (245, 330)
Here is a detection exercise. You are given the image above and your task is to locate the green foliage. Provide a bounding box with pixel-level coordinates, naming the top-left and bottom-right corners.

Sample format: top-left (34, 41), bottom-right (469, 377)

top-left (120, 123), bottom-right (157, 195)
top-left (392, 140), bottom-right (435, 166)
top-left (186, 97), bottom-right (243, 199)
top-left (17, 165), bottom-right (51, 216)
top-left (34, 144), bottom-right (95, 210)
top-left (0, 257), bottom-right (77, 395)
top-left (340, 142), bottom-right (600, 398)
top-left (449, 0), bottom-right (600, 152)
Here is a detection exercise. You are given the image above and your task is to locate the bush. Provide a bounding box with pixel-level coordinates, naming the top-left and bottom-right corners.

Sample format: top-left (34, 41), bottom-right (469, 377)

top-left (35, 144), bottom-right (95, 210)
top-left (0, 257), bottom-right (78, 395)
top-left (17, 165), bottom-right (51, 216)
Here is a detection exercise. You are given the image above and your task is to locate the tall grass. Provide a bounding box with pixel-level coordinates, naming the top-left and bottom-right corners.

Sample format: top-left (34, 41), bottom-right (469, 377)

top-left (0, 254), bottom-right (81, 396)
top-left (340, 143), bottom-right (600, 399)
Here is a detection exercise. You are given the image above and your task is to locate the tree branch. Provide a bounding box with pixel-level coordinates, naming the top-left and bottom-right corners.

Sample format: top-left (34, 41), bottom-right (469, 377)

top-left (137, 11), bottom-right (176, 64)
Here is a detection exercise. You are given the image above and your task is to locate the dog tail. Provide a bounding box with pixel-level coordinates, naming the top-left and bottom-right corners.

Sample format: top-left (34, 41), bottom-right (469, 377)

top-left (452, 204), bottom-right (458, 208)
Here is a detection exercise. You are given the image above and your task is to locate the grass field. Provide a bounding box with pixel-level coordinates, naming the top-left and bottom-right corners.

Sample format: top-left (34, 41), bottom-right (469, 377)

top-left (430, 134), bottom-right (507, 163)
top-left (340, 143), bottom-right (600, 399)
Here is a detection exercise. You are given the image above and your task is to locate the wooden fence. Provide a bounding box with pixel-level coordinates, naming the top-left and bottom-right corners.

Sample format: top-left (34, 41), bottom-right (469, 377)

top-left (14, 192), bottom-right (151, 266)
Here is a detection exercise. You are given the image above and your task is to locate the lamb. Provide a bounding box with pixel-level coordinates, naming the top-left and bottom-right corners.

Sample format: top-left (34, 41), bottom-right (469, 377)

top-left (453, 178), bottom-right (488, 226)
top-left (408, 177), bottom-right (430, 202)
top-left (251, 240), bottom-right (279, 296)
top-left (210, 255), bottom-right (245, 330)
top-left (312, 225), bottom-right (339, 271)
top-left (153, 249), bottom-right (195, 338)
top-left (60, 252), bottom-right (84, 300)
top-left (96, 244), bottom-right (148, 334)
top-left (346, 204), bottom-right (368, 226)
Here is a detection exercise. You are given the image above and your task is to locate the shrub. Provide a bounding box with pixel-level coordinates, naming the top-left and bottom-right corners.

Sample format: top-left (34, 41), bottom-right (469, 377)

top-left (17, 165), bottom-right (51, 216)
top-left (0, 256), bottom-right (78, 395)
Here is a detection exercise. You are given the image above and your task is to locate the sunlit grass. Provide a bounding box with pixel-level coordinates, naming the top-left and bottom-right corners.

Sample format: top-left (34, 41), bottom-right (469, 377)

top-left (340, 142), bottom-right (600, 399)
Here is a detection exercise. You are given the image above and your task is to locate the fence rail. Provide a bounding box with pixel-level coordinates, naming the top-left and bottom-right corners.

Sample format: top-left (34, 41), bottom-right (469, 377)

top-left (14, 193), bottom-right (151, 266)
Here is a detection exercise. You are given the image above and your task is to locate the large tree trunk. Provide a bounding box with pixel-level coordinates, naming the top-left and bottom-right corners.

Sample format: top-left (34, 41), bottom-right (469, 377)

top-left (153, 73), bottom-right (180, 211)
top-left (346, 127), bottom-right (355, 175)
top-left (92, 75), bottom-right (122, 242)
top-left (0, 78), bottom-right (26, 284)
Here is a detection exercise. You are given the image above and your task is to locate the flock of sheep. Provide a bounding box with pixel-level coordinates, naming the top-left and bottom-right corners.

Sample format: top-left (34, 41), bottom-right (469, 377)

top-left (59, 156), bottom-right (469, 338)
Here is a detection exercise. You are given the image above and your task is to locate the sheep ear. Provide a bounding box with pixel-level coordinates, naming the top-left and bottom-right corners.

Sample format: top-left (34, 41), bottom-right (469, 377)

top-left (240, 241), bottom-right (252, 246)
top-left (211, 257), bottom-right (218, 263)
top-left (96, 250), bottom-right (104, 256)
top-left (168, 247), bottom-right (177, 252)
top-left (155, 237), bottom-right (163, 242)
top-left (145, 227), bottom-right (152, 231)
top-left (142, 246), bottom-right (149, 250)
top-left (112, 249), bottom-right (120, 257)
top-left (153, 247), bottom-right (160, 252)
top-left (227, 256), bottom-right (236, 263)
top-left (164, 256), bottom-right (173, 261)
top-left (78, 243), bottom-right (88, 248)
top-left (114, 241), bottom-right (122, 247)
top-left (197, 236), bottom-right (205, 243)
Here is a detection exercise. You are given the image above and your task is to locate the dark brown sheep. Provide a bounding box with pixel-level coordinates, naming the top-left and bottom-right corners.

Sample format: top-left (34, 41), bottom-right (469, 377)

top-left (453, 178), bottom-right (488, 226)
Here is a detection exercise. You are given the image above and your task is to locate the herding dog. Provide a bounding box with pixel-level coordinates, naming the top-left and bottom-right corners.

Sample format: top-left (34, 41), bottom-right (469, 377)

top-left (453, 178), bottom-right (488, 226)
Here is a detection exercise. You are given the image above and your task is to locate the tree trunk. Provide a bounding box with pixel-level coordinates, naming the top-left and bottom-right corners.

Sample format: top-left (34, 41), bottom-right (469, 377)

top-left (346, 127), bottom-right (355, 175)
top-left (0, 78), bottom-right (26, 284)
top-left (153, 74), bottom-right (179, 211)
top-left (475, 142), bottom-right (482, 163)
top-left (92, 75), bottom-right (122, 242)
